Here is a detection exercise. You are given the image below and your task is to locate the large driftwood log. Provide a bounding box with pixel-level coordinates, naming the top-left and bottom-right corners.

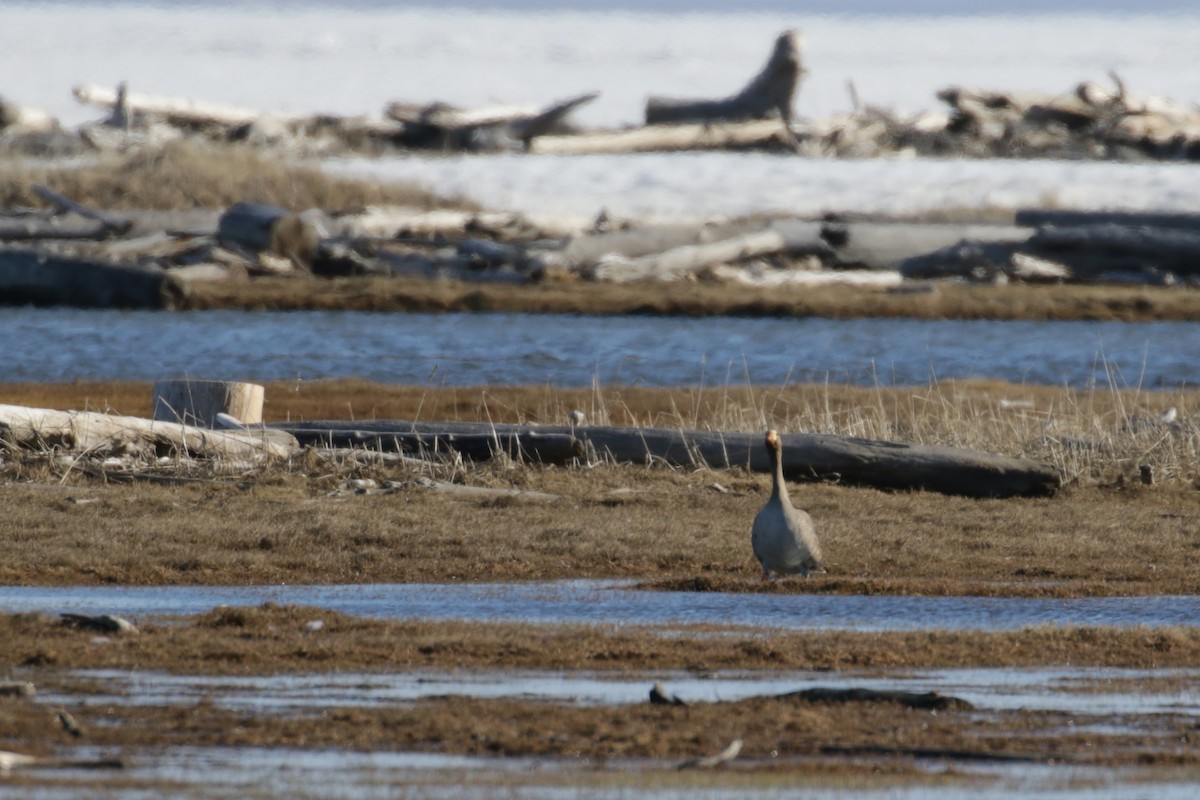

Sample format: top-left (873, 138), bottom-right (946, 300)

top-left (73, 83), bottom-right (289, 129)
top-left (823, 222), bottom-right (1034, 270)
top-left (1015, 209), bottom-right (1200, 231)
top-left (386, 92), bottom-right (599, 150)
top-left (217, 202), bottom-right (320, 269)
top-left (272, 420), bottom-right (1061, 498)
top-left (153, 379), bottom-right (265, 426)
top-left (280, 426), bottom-right (586, 466)
top-left (645, 30), bottom-right (806, 126)
top-left (0, 404), bottom-right (294, 460)
top-left (530, 119), bottom-right (789, 155)
top-left (588, 220), bottom-right (828, 282)
top-left (0, 248), bottom-right (186, 309)
top-left (1024, 224), bottom-right (1200, 279)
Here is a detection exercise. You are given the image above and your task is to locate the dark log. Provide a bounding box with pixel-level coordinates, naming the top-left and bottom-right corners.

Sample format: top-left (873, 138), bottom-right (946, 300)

top-left (283, 426), bottom-right (587, 466)
top-left (512, 91), bottom-right (601, 142)
top-left (272, 420), bottom-right (1062, 498)
top-left (217, 202), bottom-right (319, 269)
top-left (1015, 209), bottom-right (1200, 232)
top-left (777, 687), bottom-right (972, 711)
top-left (820, 745), bottom-right (1044, 764)
top-left (645, 30), bottom-right (806, 126)
top-left (0, 248), bottom-right (186, 309)
top-left (387, 93), bottom-right (598, 151)
top-left (33, 185), bottom-right (131, 236)
top-left (898, 241), bottom-right (1023, 281)
top-left (1026, 223), bottom-right (1200, 279)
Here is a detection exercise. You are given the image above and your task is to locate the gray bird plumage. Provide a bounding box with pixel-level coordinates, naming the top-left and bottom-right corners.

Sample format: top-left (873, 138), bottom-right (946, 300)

top-left (751, 430), bottom-right (824, 579)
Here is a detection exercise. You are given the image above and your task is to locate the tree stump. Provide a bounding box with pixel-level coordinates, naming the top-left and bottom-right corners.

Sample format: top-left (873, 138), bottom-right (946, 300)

top-left (152, 380), bottom-right (264, 427)
top-left (645, 30), bottom-right (806, 126)
top-left (217, 202), bottom-right (319, 269)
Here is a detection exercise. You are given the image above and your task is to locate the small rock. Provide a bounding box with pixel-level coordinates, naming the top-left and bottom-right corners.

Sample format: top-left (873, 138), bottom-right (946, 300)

top-left (60, 613), bottom-right (138, 635)
top-left (649, 682), bottom-right (687, 706)
top-left (0, 682), bottom-right (35, 699)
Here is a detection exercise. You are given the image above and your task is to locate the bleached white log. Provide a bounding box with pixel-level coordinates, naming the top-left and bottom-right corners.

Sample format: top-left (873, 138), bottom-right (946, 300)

top-left (0, 403), bottom-right (291, 460)
top-left (386, 102), bottom-right (542, 129)
top-left (529, 119), bottom-right (788, 155)
top-left (152, 379), bottom-right (265, 427)
top-left (73, 83), bottom-right (291, 127)
top-left (589, 220), bottom-right (826, 283)
top-left (708, 264), bottom-right (903, 287)
top-left (0, 96), bottom-right (56, 133)
top-left (336, 206), bottom-right (590, 239)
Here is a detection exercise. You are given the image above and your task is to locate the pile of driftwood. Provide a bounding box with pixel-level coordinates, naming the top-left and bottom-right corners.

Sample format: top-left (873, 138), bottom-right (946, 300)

top-left (0, 379), bottom-right (1060, 498)
top-left (6, 184), bottom-right (1200, 307)
top-left (3, 29), bottom-right (1199, 160)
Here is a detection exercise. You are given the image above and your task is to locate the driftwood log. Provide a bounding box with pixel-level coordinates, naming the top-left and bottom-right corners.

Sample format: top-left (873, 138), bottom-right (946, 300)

top-left (272, 420), bottom-right (1061, 498)
top-left (0, 248), bottom-right (186, 309)
top-left (33, 184), bottom-right (132, 236)
top-left (588, 220), bottom-right (828, 282)
top-left (824, 221), bottom-right (1033, 270)
top-left (386, 92), bottom-right (599, 150)
top-left (217, 202), bottom-right (320, 269)
top-left (0, 403), bottom-right (294, 460)
top-left (530, 119), bottom-right (790, 155)
top-left (778, 687), bottom-right (972, 711)
top-left (73, 83), bottom-right (289, 129)
top-left (645, 30), bottom-right (805, 127)
top-left (1023, 224), bottom-right (1200, 280)
top-left (152, 379), bottom-right (265, 426)
top-left (0, 95), bottom-right (55, 133)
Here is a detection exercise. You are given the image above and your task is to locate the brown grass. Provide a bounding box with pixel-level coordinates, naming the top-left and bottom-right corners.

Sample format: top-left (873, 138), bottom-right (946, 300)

top-left (182, 274), bottom-right (1200, 322)
top-left (0, 379), bottom-right (1198, 595)
top-left (5, 605), bottom-right (1200, 674)
top-left (2, 377), bottom-right (1197, 484)
top-left (3, 607), bottom-right (1197, 772)
top-left (0, 141), bottom-right (474, 212)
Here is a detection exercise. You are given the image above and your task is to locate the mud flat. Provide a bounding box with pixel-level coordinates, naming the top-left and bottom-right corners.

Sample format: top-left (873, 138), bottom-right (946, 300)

top-left (1, 379), bottom-right (1198, 797)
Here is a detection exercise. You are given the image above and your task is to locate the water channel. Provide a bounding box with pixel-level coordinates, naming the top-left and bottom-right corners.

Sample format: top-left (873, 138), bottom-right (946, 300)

top-left (2, 581), bottom-right (1198, 632)
top-left (2, 308), bottom-right (1197, 388)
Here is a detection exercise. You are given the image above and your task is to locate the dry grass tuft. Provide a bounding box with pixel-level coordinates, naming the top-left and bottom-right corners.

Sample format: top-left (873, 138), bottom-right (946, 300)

top-left (0, 141), bottom-right (474, 212)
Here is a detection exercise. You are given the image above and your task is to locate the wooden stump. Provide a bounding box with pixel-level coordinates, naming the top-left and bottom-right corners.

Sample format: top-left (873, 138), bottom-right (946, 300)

top-left (645, 30), bottom-right (806, 126)
top-left (217, 202), bottom-right (319, 269)
top-left (152, 380), bottom-right (264, 427)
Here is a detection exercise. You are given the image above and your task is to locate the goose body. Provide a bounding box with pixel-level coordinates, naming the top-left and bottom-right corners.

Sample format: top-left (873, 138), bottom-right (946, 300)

top-left (751, 430), bottom-right (823, 579)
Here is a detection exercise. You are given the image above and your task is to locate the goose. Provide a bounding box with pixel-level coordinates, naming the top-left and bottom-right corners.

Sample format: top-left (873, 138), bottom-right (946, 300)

top-left (751, 429), bottom-right (824, 580)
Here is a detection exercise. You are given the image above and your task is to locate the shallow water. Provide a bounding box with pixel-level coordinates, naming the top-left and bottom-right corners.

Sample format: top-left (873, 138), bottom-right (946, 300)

top-left (7, 745), bottom-right (1200, 800)
top-left (2, 308), bottom-right (1197, 389)
top-left (2, 581), bottom-right (1198, 632)
top-left (38, 666), bottom-right (1200, 717)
